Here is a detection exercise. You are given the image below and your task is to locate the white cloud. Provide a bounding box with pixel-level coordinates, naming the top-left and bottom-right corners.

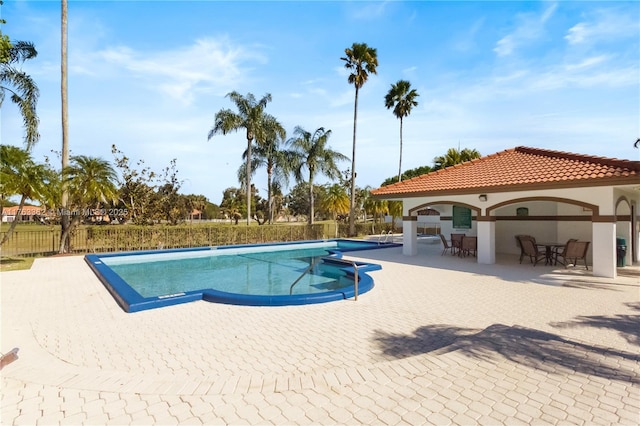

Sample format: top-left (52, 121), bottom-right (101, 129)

top-left (329, 89), bottom-right (355, 108)
top-left (494, 2), bottom-right (557, 57)
top-left (82, 37), bottom-right (266, 106)
top-left (350, 1), bottom-right (392, 20)
top-left (531, 65), bottom-right (639, 91)
top-left (565, 8), bottom-right (640, 45)
top-left (309, 87), bottom-right (328, 97)
top-left (334, 65), bottom-right (349, 78)
top-left (402, 66), bottom-right (417, 75)
top-left (563, 55), bottom-right (608, 71)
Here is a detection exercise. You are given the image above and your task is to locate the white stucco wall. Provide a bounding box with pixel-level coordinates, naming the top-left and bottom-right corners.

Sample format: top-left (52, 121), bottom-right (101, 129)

top-left (400, 186), bottom-right (625, 263)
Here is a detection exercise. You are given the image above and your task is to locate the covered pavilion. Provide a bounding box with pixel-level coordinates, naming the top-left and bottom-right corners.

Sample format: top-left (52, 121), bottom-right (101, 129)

top-left (371, 146), bottom-right (640, 278)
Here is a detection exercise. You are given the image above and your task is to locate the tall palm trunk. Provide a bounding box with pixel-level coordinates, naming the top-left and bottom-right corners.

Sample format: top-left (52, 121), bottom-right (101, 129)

top-left (245, 133), bottom-right (252, 226)
top-left (308, 174), bottom-right (314, 225)
top-left (59, 0), bottom-right (70, 253)
top-left (398, 116), bottom-right (403, 183)
top-left (348, 86), bottom-right (359, 236)
top-left (267, 162), bottom-right (273, 224)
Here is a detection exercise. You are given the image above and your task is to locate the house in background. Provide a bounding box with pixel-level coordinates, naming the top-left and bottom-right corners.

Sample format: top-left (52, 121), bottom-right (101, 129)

top-left (372, 146), bottom-right (640, 278)
top-left (189, 209), bottom-right (203, 222)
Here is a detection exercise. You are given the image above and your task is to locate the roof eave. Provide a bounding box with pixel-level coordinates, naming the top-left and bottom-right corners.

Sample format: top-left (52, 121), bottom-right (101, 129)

top-left (371, 176), bottom-right (640, 199)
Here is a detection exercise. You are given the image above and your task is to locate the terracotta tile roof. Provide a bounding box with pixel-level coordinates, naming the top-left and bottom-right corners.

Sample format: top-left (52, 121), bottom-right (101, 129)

top-left (371, 146), bottom-right (640, 198)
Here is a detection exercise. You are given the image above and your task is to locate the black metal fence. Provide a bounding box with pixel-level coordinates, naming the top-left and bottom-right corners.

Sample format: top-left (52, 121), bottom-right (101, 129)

top-left (0, 222), bottom-right (397, 257)
top-left (0, 225), bottom-right (319, 257)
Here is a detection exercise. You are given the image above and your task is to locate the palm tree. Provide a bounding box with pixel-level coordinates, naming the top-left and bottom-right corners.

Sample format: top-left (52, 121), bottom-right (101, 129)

top-left (387, 200), bottom-right (403, 232)
top-left (237, 116), bottom-right (288, 224)
top-left (59, 0), bottom-right (70, 253)
top-left (384, 80), bottom-right (419, 183)
top-left (58, 155), bottom-right (118, 247)
top-left (288, 126), bottom-right (348, 225)
top-left (341, 42), bottom-right (378, 236)
top-left (269, 182), bottom-right (286, 222)
top-left (208, 91), bottom-right (283, 225)
top-left (433, 147), bottom-right (481, 170)
top-left (0, 39), bottom-right (40, 149)
top-left (0, 145), bottom-right (49, 245)
top-left (219, 187), bottom-right (245, 224)
top-left (322, 184), bottom-right (349, 237)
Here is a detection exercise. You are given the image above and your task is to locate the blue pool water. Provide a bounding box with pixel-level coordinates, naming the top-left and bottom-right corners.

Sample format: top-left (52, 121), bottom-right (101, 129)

top-left (85, 239), bottom-right (400, 312)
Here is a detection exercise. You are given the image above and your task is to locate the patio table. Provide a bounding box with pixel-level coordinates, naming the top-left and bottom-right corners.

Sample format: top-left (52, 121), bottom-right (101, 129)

top-left (537, 242), bottom-right (565, 265)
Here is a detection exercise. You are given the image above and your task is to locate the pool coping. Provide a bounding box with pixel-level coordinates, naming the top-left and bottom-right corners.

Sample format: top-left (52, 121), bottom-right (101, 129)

top-left (84, 239), bottom-right (400, 312)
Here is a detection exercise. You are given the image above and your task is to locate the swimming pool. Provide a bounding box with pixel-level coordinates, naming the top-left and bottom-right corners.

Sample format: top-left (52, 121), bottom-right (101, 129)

top-left (85, 239), bottom-right (400, 312)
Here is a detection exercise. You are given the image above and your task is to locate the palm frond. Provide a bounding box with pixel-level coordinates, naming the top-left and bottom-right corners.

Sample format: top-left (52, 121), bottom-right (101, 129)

top-left (0, 66), bottom-right (40, 148)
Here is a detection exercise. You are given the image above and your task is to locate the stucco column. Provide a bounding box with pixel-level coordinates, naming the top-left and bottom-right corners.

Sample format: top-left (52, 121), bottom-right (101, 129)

top-left (477, 219), bottom-right (495, 264)
top-left (592, 221), bottom-right (616, 278)
top-left (403, 216), bottom-right (418, 256)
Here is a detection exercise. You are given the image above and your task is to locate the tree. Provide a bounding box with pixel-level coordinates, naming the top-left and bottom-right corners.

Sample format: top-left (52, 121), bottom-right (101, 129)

top-left (155, 159), bottom-right (185, 225)
top-left (269, 181), bottom-right (286, 222)
top-left (208, 91), bottom-right (283, 226)
top-left (341, 42), bottom-right (378, 236)
top-left (433, 148), bottom-right (481, 170)
top-left (0, 31), bottom-right (40, 148)
top-left (203, 200), bottom-right (220, 220)
top-left (284, 182), bottom-right (320, 220)
top-left (0, 2), bottom-right (11, 63)
top-left (384, 80), bottom-right (419, 183)
top-left (59, 0), bottom-right (70, 253)
top-left (380, 165), bottom-right (432, 186)
top-left (237, 116), bottom-right (289, 224)
top-left (362, 187), bottom-right (388, 229)
top-left (219, 187), bottom-right (246, 224)
top-left (112, 145), bottom-right (158, 225)
top-left (288, 126), bottom-right (348, 225)
top-left (387, 200), bottom-right (403, 231)
top-left (322, 184), bottom-right (349, 237)
top-left (185, 194), bottom-right (208, 221)
top-left (0, 145), bottom-right (50, 245)
top-left (59, 155), bottom-right (118, 248)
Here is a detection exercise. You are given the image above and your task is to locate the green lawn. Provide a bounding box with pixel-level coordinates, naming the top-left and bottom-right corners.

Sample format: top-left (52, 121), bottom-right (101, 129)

top-left (0, 256), bottom-right (35, 272)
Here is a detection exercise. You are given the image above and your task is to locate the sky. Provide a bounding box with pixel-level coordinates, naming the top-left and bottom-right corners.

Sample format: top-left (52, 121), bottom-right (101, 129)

top-left (2, 0), bottom-right (639, 205)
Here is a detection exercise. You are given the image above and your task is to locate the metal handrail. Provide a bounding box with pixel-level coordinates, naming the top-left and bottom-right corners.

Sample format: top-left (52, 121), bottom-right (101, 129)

top-left (289, 257), bottom-right (323, 295)
top-left (319, 257), bottom-right (361, 301)
top-left (289, 257), bottom-right (361, 301)
top-left (378, 230), bottom-right (393, 245)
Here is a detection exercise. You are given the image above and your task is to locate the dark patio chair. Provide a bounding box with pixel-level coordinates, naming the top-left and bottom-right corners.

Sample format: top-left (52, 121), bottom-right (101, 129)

top-left (516, 235), bottom-right (536, 263)
top-left (553, 239), bottom-right (578, 266)
top-left (461, 236), bottom-right (477, 257)
top-left (515, 235), bottom-right (528, 263)
top-left (450, 233), bottom-right (465, 256)
top-left (555, 240), bottom-right (590, 270)
top-left (518, 236), bottom-right (546, 266)
top-left (439, 234), bottom-right (452, 256)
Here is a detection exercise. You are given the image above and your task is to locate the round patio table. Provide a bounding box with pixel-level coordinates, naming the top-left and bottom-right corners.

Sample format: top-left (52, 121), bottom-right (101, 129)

top-left (537, 242), bottom-right (565, 265)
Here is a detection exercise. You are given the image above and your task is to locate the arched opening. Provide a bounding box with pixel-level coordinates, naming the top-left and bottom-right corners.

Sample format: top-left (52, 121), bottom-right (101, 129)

top-left (615, 196), bottom-right (633, 266)
top-left (486, 196), bottom-right (596, 257)
top-left (409, 201), bottom-right (482, 239)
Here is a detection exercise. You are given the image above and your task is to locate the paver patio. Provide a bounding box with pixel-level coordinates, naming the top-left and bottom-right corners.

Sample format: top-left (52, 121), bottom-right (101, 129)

top-left (1, 241), bottom-right (639, 425)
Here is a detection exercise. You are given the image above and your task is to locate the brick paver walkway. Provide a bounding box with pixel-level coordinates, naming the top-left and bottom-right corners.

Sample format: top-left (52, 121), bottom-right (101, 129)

top-left (1, 242), bottom-right (639, 425)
